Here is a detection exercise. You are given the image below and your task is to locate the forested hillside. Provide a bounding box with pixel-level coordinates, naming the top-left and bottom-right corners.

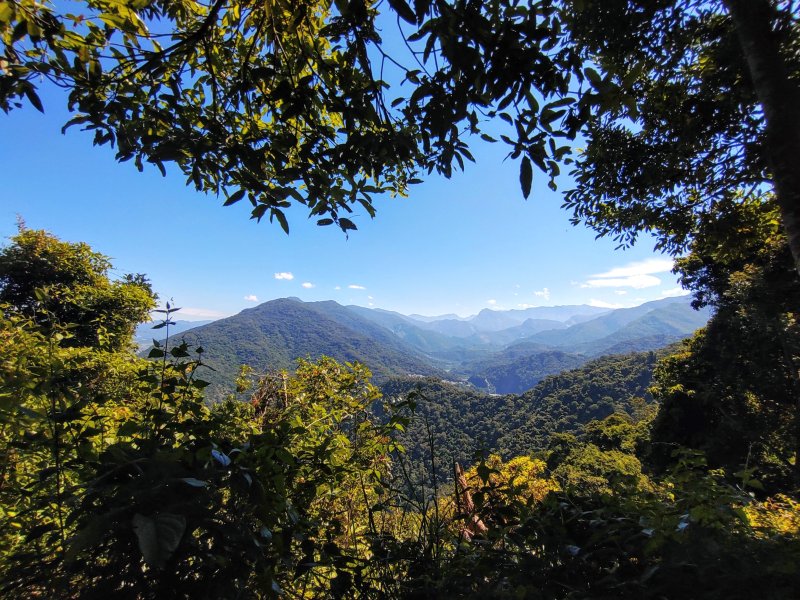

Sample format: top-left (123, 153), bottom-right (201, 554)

top-left (380, 350), bottom-right (661, 473)
top-left (163, 298), bottom-right (442, 398)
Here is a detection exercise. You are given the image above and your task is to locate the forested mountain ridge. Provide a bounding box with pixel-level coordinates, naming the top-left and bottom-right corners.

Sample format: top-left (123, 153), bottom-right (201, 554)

top-left (465, 349), bottom-right (588, 394)
top-left (379, 349), bottom-right (664, 474)
top-left (155, 296), bottom-right (709, 398)
top-left (162, 298), bottom-right (443, 399)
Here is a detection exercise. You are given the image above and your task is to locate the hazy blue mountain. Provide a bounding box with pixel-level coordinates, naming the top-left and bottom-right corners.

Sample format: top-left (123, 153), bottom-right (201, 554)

top-left (407, 317), bottom-right (485, 338)
top-left (345, 305), bottom-right (479, 352)
top-left (345, 304), bottom-right (493, 367)
top-left (577, 302), bottom-right (712, 356)
top-left (407, 312), bottom-right (468, 323)
top-left (404, 304), bottom-right (611, 337)
top-left (466, 349), bottom-right (588, 394)
top-left (469, 305), bottom-right (610, 331)
top-left (522, 296), bottom-right (708, 350)
top-left (135, 319), bottom-right (212, 349)
top-left (465, 318), bottom-right (567, 346)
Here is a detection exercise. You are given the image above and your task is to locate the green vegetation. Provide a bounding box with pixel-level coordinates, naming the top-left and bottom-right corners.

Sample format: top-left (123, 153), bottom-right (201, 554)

top-left (1, 229), bottom-right (799, 597)
top-left (650, 196), bottom-right (800, 491)
top-left (4, 0), bottom-right (800, 595)
top-left (381, 350), bottom-right (663, 473)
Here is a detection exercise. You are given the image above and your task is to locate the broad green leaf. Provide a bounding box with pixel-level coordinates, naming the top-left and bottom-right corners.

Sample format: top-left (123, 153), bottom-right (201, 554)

top-left (132, 512), bottom-right (186, 568)
top-left (389, 0), bottom-right (416, 25)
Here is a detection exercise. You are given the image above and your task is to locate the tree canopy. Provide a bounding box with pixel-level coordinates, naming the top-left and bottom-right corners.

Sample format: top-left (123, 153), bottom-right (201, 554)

top-left (4, 0), bottom-right (798, 269)
top-left (0, 227), bottom-right (156, 349)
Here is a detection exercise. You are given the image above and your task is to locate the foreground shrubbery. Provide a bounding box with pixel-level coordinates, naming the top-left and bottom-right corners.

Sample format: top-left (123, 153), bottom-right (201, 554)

top-left (1, 230), bottom-right (799, 598)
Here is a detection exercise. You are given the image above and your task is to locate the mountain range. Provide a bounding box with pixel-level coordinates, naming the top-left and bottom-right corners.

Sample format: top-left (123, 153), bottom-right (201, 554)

top-left (139, 295), bottom-right (711, 399)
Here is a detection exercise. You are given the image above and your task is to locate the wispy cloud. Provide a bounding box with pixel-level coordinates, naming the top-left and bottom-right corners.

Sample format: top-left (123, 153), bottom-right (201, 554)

top-left (594, 258), bottom-right (674, 278)
top-left (588, 299), bottom-right (625, 309)
top-left (533, 287), bottom-right (550, 300)
top-left (582, 259), bottom-right (673, 289)
top-left (614, 290), bottom-right (628, 296)
top-left (243, 294), bottom-right (258, 302)
top-left (274, 272), bottom-right (294, 280)
top-left (334, 286), bottom-right (341, 291)
top-left (487, 299), bottom-right (497, 305)
top-left (301, 282), bottom-right (314, 289)
top-left (583, 275), bottom-right (662, 289)
top-left (348, 284), bottom-right (366, 290)
top-left (517, 303), bottom-right (535, 309)
top-left (660, 286), bottom-right (690, 298)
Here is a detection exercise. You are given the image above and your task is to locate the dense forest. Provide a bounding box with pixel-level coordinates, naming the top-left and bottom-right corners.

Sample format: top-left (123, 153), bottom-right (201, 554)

top-left (2, 217), bottom-right (799, 598)
top-left (3, 0), bottom-right (800, 598)
top-left (380, 349), bottom-right (662, 471)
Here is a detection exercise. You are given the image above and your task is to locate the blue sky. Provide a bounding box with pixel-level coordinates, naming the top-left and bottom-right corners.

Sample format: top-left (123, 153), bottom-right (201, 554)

top-left (1, 79), bottom-right (686, 320)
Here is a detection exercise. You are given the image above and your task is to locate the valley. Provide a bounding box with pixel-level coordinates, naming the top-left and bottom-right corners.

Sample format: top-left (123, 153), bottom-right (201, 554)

top-left (141, 295), bottom-right (710, 399)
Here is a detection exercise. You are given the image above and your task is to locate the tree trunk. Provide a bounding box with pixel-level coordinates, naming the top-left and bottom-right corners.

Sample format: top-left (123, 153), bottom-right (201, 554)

top-left (723, 0), bottom-right (800, 277)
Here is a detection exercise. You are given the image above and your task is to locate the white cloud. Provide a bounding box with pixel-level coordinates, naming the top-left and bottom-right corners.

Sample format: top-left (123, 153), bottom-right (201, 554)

top-left (533, 287), bottom-right (550, 300)
top-left (517, 303), bottom-right (535, 309)
top-left (334, 286), bottom-right (341, 290)
top-left (243, 294), bottom-right (258, 302)
top-left (593, 258), bottom-right (674, 279)
top-left (274, 272), bottom-right (294, 280)
top-left (348, 284), bottom-right (366, 290)
top-left (301, 282), bottom-right (314, 289)
top-left (582, 258), bottom-right (673, 290)
top-left (367, 295), bottom-right (374, 300)
top-left (614, 290), bottom-right (628, 296)
top-left (487, 299), bottom-right (497, 305)
top-left (588, 299), bottom-right (626, 309)
top-left (582, 274), bottom-right (662, 289)
top-left (177, 307), bottom-right (230, 319)
top-left (660, 286), bottom-right (690, 298)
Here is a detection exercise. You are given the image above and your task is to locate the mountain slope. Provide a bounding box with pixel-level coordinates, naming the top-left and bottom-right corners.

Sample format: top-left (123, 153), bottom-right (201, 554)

top-left (345, 304), bottom-right (489, 358)
top-left (380, 349), bottom-right (664, 474)
top-left (466, 349), bottom-right (588, 394)
top-left (161, 298), bottom-right (441, 399)
top-left (578, 302), bottom-right (712, 355)
top-left (523, 297), bottom-right (709, 350)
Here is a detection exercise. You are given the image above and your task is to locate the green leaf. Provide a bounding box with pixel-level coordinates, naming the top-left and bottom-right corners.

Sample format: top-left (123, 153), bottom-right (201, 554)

top-left (272, 209), bottom-right (290, 234)
top-left (181, 478), bottom-right (209, 487)
top-left (389, 0), bottom-right (416, 24)
top-left (132, 512), bottom-right (186, 568)
top-left (223, 189), bottom-right (246, 206)
top-left (339, 217), bottom-right (357, 231)
top-left (519, 156), bottom-right (533, 200)
top-left (24, 87), bottom-right (44, 113)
